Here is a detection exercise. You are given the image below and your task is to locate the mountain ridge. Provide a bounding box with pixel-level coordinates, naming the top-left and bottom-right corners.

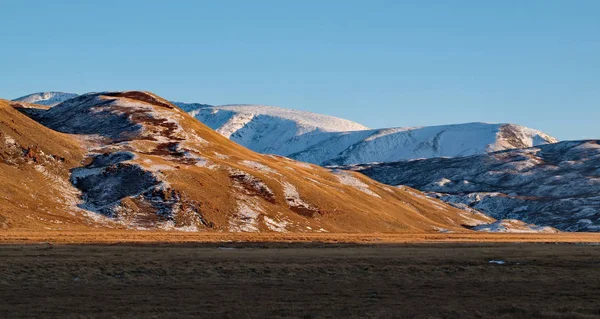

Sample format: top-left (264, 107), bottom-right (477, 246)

top-left (14, 92), bottom-right (558, 165)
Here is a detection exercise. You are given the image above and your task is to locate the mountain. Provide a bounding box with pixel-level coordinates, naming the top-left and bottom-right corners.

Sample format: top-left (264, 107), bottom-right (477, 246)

top-left (341, 140), bottom-right (600, 231)
top-left (1, 92), bottom-right (497, 233)
top-left (16, 93), bottom-right (557, 165)
top-left (183, 105), bottom-right (557, 165)
top-left (301, 122), bottom-right (556, 165)
top-left (13, 92), bottom-right (79, 106)
top-left (184, 104), bottom-right (370, 159)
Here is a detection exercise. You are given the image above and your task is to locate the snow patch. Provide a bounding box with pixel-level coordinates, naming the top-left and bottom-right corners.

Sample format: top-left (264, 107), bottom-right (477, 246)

top-left (333, 170), bottom-right (381, 198)
top-left (282, 181), bottom-right (318, 213)
top-left (240, 160), bottom-right (278, 175)
top-left (213, 152), bottom-right (229, 159)
top-left (472, 219), bottom-right (559, 233)
top-left (229, 200), bottom-right (262, 232)
top-left (263, 215), bottom-right (289, 232)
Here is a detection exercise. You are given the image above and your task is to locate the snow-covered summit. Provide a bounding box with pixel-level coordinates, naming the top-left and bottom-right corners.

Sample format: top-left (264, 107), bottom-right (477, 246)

top-left (189, 104), bottom-right (370, 134)
top-left (180, 104), bottom-right (556, 165)
top-left (13, 92), bottom-right (79, 106)
top-left (185, 104), bottom-right (371, 157)
top-left (187, 104), bottom-right (557, 165)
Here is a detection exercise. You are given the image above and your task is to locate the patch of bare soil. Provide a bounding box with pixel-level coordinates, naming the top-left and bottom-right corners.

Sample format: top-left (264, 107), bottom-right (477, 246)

top-left (0, 242), bottom-right (599, 318)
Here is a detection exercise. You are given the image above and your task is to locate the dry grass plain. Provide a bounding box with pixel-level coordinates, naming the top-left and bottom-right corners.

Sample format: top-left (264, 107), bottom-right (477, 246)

top-left (1, 231), bottom-right (600, 318)
top-left (2, 230), bottom-right (600, 244)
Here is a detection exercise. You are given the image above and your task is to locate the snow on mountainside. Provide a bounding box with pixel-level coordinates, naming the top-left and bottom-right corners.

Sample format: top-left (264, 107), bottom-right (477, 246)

top-left (13, 92), bottom-right (79, 106)
top-left (471, 220), bottom-right (558, 233)
top-left (342, 140), bottom-right (600, 232)
top-left (187, 104), bottom-right (370, 135)
top-left (185, 105), bottom-right (557, 165)
top-left (316, 122), bottom-right (556, 165)
top-left (185, 104), bottom-right (371, 158)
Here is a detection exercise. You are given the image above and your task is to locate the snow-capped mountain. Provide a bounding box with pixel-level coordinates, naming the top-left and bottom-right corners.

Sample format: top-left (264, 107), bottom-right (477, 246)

top-left (304, 122), bottom-right (556, 165)
top-left (182, 104), bottom-right (557, 165)
top-left (186, 104), bottom-right (370, 159)
top-left (342, 140), bottom-right (600, 232)
top-left (13, 92), bottom-right (79, 106)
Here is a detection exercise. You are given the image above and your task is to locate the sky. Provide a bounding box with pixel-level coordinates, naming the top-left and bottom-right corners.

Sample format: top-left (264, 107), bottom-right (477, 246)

top-left (1, 0), bottom-right (598, 140)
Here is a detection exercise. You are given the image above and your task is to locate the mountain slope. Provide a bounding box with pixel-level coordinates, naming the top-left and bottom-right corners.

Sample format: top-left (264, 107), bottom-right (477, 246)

top-left (342, 140), bottom-right (600, 231)
top-left (0, 99), bottom-right (89, 229)
top-left (187, 105), bottom-right (556, 165)
top-left (1, 92), bottom-right (495, 233)
top-left (304, 122), bottom-right (556, 165)
top-left (13, 92), bottom-right (79, 106)
top-left (186, 104), bottom-right (370, 158)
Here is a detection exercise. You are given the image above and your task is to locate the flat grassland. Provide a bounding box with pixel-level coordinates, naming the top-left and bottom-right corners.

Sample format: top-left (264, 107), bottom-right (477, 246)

top-left (1, 231), bottom-right (600, 318)
top-left (2, 230), bottom-right (600, 244)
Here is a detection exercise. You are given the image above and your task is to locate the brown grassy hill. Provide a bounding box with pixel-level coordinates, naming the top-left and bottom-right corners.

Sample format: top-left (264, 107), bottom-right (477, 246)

top-left (0, 92), bottom-right (494, 232)
top-left (0, 99), bottom-right (89, 229)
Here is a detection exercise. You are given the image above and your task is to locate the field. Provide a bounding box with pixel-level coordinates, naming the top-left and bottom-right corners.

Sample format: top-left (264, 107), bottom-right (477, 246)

top-left (1, 232), bottom-right (600, 318)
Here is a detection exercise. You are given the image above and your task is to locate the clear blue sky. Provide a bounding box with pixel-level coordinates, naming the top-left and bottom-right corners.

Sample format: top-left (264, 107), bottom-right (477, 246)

top-left (1, 0), bottom-right (598, 140)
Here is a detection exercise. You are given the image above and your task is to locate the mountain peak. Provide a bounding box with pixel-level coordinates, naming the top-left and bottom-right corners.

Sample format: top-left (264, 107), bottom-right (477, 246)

top-left (37, 91), bottom-right (191, 143)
